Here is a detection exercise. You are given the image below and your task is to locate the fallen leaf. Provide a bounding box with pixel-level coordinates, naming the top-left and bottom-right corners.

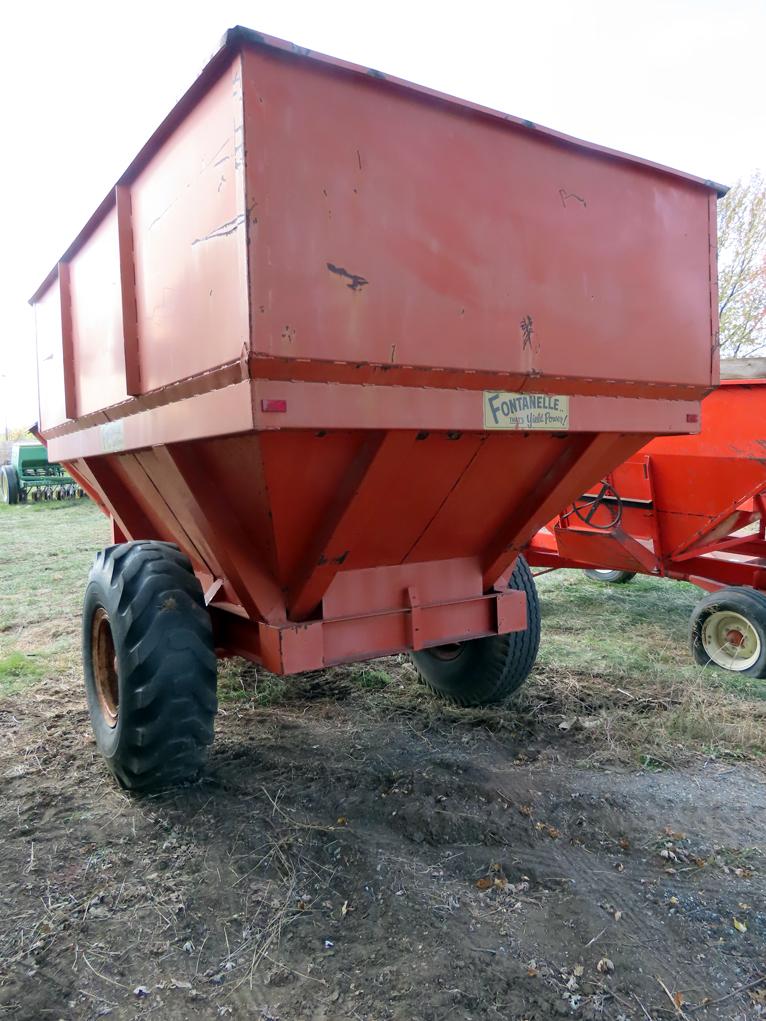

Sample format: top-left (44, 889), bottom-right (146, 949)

top-left (597, 958), bottom-right (615, 974)
top-left (527, 959), bottom-right (538, 977)
top-left (618, 837), bottom-right (630, 850)
top-left (336, 816), bottom-right (348, 826)
top-left (664, 827), bottom-right (686, 840)
top-left (613, 909), bottom-right (623, 921)
top-left (519, 804), bottom-right (533, 817)
top-left (733, 917), bottom-right (747, 933)
top-left (476, 877), bottom-right (493, 891)
top-left (573, 964), bottom-right (584, 977)
top-left (673, 991), bottom-right (684, 1009)
top-left (558, 718), bottom-right (574, 732)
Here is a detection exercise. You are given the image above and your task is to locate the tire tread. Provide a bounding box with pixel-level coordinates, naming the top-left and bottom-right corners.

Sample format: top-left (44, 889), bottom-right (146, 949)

top-left (83, 540), bottom-right (217, 791)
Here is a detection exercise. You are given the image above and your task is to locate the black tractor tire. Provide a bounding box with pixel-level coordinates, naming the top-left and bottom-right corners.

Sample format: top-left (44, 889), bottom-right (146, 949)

top-left (82, 540), bottom-right (218, 791)
top-left (0, 465), bottom-right (19, 505)
top-left (410, 555), bottom-right (540, 706)
top-left (584, 568), bottom-right (636, 585)
top-left (690, 586), bottom-right (766, 678)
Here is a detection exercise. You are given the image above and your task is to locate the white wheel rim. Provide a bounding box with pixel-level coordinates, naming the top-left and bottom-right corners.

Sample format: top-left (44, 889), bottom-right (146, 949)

top-left (701, 610), bottom-right (761, 671)
top-left (593, 570), bottom-right (616, 577)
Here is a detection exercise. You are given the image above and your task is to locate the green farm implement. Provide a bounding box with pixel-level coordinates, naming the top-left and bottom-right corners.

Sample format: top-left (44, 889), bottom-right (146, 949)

top-left (1, 441), bottom-right (84, 504)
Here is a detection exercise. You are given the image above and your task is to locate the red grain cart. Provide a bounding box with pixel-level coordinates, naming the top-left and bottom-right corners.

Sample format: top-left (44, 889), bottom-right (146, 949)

top-left (31, 27), bottom-right (721, 789)
top-left (526, 366), bottom-right (766, 677)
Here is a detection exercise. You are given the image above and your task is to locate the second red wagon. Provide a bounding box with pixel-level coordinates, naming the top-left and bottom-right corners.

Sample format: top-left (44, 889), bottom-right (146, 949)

top-left (527, 362), bottom-right (766, 676)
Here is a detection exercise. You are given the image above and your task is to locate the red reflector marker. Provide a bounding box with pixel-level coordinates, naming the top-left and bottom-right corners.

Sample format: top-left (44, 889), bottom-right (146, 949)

top-left (261, 399), bottom-right (287, 413)
top-left (686, 413), bottom-right (699, 423)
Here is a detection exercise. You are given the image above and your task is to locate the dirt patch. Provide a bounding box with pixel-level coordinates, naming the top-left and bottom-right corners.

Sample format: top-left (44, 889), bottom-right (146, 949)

top-left (2, 667), bottom-right (765, 1020)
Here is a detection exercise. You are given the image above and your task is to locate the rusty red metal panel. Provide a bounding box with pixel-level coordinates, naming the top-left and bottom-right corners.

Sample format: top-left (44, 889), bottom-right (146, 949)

top-left (68, 206), bottom-right (129, 416)
top-left (241, 43), bottom-right (714, 393)
top-left (323, 558), bottom-right (483, 619)
top-left (46, 381), bottom-right (254, 462)
top-left (115, 185), bottom-right (141, 396)
top-left (129, 57), bottom-right (249, 394)
top-left (248, 381), bottom-right (703, 432)
top-left (554, 528), bottom-right (659, 573)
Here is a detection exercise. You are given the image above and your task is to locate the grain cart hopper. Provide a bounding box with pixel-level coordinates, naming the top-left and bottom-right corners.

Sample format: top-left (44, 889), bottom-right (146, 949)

top-left (526, 362), bottom-right (766, 677)
top-left (0, 440), bottom-right (83, 503)
top-left (30, 27), bottom-right (721, 789)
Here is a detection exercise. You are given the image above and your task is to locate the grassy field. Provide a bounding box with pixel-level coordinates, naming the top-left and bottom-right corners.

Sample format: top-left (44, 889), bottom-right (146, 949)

top-left (2, 499), bottom-right (765, 763)
top-left (0, 500), bottom-right (109, 696)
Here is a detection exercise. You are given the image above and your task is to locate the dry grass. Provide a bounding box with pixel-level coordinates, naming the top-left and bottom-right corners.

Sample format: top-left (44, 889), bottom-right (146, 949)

top-left (520, 665), bottom-right (766, 765)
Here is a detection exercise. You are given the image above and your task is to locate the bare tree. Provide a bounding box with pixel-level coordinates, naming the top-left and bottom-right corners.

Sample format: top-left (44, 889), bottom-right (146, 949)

top-left (717, 171), bottom-right (766, 357)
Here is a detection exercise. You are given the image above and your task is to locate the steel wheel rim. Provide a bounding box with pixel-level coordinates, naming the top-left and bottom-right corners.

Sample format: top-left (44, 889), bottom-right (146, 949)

top-left (593, 570), bottom-right (616, 577)
top-left (91, 607), bottom-right (119, 727)
top-left (701, 610), bottom-right (761, 671)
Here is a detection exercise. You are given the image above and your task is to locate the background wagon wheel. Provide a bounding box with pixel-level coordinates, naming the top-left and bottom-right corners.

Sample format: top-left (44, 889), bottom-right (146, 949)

top-left (410, 556), bottom-right (540, 706)
top-left (83, 540), bottom-right (218, 790)
top-left (584, 569), bottom-right (637, 585)
top-left (1, 465), bottom-right (20, 505)
top-left (690, 587), bottom-right (766, 677)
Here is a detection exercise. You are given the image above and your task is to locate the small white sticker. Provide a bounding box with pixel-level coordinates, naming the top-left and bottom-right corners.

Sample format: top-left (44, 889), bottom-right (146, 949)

top-left (484, 391), bottom-right (570, 431)
top-left (100, 420), bottom-right (125, 452)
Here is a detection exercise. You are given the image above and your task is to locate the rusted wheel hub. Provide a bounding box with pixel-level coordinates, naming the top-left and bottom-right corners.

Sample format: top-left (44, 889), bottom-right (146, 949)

top-left (91, 607), bottom-right (119, 728)
top-left (725, 629), bottom-right (745, 648)
top-left (427, 643), bottom-right (464, 662)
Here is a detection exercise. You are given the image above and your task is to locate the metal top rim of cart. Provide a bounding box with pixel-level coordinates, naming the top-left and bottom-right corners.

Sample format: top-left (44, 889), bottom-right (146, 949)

top-left (29, 24), bottom-right (728, 305)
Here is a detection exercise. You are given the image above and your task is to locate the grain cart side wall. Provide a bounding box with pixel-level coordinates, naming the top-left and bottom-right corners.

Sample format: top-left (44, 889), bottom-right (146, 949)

top-left (32, 59), bottom-right (249, 431)
top-left (30, 27), bottom-right (721, 676)
top-left (241, 43), bottom-right (717, 395)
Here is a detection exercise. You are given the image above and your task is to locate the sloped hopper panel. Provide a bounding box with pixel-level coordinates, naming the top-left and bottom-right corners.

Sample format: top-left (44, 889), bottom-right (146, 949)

top-left (68, 426), bottom-right (648, 621)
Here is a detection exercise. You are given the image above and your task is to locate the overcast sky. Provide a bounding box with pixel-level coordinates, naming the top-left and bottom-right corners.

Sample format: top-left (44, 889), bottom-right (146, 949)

top-left (0, 0), bottom-right (764, 431)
